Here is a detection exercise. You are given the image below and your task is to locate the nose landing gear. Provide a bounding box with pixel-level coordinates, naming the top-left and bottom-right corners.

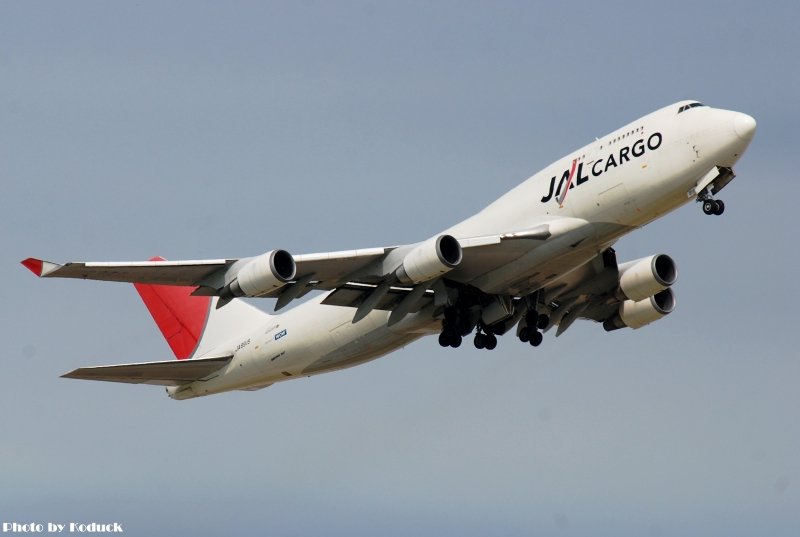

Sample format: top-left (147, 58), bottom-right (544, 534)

top-left (702, 198), bottom-right (725, 216)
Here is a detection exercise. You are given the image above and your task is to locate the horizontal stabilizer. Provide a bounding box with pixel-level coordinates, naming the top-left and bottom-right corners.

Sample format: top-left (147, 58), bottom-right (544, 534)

top-left (61, 355), bottom-right (232, 386)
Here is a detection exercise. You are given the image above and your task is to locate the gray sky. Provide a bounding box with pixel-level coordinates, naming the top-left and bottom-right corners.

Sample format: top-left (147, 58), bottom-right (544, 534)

top-left (2, 1), bottom-right (798, 535)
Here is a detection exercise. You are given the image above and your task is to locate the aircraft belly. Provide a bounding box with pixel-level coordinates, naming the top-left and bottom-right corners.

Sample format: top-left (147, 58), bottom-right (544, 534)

top-left (479, 242), bottom-right (604, 296)
top-left (302, 327), bottom-right (422, 375)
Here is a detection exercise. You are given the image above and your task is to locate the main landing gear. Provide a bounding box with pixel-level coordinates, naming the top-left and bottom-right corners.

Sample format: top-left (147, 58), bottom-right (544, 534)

top-left (437, 288), bottom-right (550, 351)
top-left (518, 310), bottom-right (548, 347)
top-left (437, 305), bottom-right (500, 351)
top-left (438, 305), bottom-right (470, 349)
top-left (473, 323), bottom-right (498, 350)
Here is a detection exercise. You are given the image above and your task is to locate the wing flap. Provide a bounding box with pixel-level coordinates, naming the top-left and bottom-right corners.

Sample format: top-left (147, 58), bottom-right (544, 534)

top-left (321, 282), bottom-right (434, 312)
top-left (61, 355), bottom-right (233, 386)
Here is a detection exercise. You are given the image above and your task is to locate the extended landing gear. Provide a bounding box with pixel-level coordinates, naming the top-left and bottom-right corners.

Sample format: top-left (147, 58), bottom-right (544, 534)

top-left (438, 331), bottom-right (462, 348)
top-left (700, 195), bottom-right (725, 216)
top-left (473, 329), bottom-right (497, 350)
top-left (437, 287), bottom-right (551, 352)
top-left (519, 311), bottom-right (547, 347)
top-left (439, 303), bottom-right (501, 350)
top-left (439, 306), bottom-right (471, 349)
top-left (519, 326), bottom-right (543, 346)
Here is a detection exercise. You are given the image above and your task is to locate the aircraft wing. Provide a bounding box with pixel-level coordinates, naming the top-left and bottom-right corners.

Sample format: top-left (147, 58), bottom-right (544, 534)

top-left (21, 257), bottom-right (234, 285)
top-left (23, 216), bottom-right (592, 312)
top-left (21, 249), bottom-right (393, 293)
top-left (61, 355), bottom-right (233, 386)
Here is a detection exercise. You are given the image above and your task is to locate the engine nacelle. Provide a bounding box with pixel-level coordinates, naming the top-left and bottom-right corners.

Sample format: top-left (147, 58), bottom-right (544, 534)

top-left (222, 249), bottom-right (296, 298)
top-left (603, 288), bottom-right (676, 331)
top-left (617, 254), bottom-right (677, 302)
top-left (395, 234), bottom-right (463, 284)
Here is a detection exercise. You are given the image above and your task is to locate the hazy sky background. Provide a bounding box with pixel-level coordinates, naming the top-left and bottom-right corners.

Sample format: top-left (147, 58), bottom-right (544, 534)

top-left (2, 1), bottom-right (798, 535)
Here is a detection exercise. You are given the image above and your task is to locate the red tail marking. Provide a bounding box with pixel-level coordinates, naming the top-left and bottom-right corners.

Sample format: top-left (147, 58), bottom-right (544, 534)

top-left (21, 258), bottom-right (44, 276)
top-left (133, 257), bottom-right (211, 360)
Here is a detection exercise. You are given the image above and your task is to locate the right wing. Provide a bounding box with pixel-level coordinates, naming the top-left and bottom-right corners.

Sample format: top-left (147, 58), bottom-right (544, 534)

top-left (61, 355), bottom-right (233, 386)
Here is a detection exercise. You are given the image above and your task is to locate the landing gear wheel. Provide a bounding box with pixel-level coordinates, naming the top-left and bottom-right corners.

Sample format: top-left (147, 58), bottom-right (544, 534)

top-left (536, 315), bottom-right (550, 330)
top-left (529, 331), bottom-right (543, 347)
top-left (474, 333), bottom-right (486, 349)
top-left (439, 332), bottom-right (462, 348)
top-left (519, 327), bottom-right (531, 343)
top-left (485, 334), bottom-right (497, 350)
top-left (438, 332), bottom-right (449, 347)
top-left (702, 200), bottom-right (716, 215)
top-left (713, 199), bottom-right (725, 215)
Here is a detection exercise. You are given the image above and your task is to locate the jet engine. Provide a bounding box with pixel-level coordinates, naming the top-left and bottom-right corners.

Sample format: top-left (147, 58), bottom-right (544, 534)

top-left (603, 288), bottom-right (676, 331)
top-left (616, 254), bottom-right (677, 302)
top-left (395, 234), bottom-right (463, 284)
top-left (220, 249), bottom-right (296, 298)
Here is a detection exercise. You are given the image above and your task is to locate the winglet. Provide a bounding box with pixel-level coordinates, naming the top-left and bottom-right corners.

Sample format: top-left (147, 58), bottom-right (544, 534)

top-left (21, 258), bottom-right (61, 277)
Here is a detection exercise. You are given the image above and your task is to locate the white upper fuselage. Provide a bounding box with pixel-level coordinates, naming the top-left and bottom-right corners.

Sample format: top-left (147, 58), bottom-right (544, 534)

top-left (176, 101), bottom-right (756, 398)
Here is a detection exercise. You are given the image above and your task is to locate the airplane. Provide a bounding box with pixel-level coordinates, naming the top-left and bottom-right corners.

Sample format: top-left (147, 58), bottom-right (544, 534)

top-left (22, 100), bottom-right (756, 400)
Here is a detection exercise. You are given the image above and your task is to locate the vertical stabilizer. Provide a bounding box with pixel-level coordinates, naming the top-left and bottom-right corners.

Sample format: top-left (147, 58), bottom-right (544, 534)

top-left (134, 257), bottom-right (272, 359)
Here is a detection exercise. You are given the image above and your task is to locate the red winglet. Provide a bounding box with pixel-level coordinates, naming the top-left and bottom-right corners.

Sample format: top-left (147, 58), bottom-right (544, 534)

top-left (21, 258), bottom-right (44, 276)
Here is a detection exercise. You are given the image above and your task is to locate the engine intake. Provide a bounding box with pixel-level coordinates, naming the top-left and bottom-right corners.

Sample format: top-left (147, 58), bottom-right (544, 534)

top-left (603, 288), bottom-right (676, 331)
top-left (221, 249), bottom-right (296, 299)
top-left (617, 254), bottom-right (677, 302)
top-left (396, 234), bottom-right (463, 284)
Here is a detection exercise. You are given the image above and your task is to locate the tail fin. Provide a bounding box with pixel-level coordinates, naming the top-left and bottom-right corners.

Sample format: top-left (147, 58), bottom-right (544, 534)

top-left (134, 257), bottom-right (272, 360)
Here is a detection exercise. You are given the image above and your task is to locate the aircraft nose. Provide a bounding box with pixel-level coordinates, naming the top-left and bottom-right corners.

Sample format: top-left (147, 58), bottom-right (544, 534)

top-left (733, 112), bottom-right (757, 142)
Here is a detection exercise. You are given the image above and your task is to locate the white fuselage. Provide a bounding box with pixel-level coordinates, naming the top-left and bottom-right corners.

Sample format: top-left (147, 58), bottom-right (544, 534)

top-left (174, 102), bottom-right (755, 399)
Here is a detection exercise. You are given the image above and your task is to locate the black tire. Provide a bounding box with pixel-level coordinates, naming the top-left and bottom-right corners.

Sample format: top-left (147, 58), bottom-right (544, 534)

top-left (451, 334), bottom-right (462, 348)
top-left (536, 315), bottom-right (550, 330)
top-left (702, 200), bottom-right (715, 215)
top-left (474, 334), bottom-right (486, 349)
top-left (485, 334), bottom-right (497, 350)
top-left (438, 332), bottom-right (449, 347)
top-left (714, 199), bottom-right (725, 215)
top-left (519, 326), bottom-right (530, 342)
top-left (530, 331), bottom-right (543, 347)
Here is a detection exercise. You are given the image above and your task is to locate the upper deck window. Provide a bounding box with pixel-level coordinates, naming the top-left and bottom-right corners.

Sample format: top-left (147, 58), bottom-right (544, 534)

top-left (678, 102), bottom-right (706, 114)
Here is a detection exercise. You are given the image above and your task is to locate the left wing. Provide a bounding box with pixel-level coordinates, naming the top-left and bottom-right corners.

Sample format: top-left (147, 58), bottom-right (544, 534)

top-left (21, 257), bottom-right (233, 286)
top-left (22, 217), bottom-right (592, 314)
top-left (20, 249), bottom-right (392, 291)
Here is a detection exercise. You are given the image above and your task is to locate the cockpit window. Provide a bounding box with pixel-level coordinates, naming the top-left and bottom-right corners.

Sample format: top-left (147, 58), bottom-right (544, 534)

top-left (678, 102), bottom-right (706, 114)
